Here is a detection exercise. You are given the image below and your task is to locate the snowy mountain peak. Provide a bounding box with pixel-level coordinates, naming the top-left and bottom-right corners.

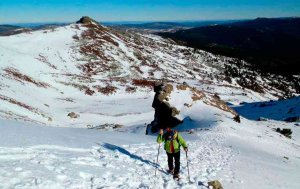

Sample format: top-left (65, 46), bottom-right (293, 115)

top-left (76, 16), bottom-right (99, 25)
top-left (0, 18), bottom-right (299, 127)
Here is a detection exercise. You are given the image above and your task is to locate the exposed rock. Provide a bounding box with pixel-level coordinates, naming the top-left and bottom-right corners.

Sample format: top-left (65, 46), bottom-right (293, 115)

top-left (87, 124), bottom-right (123, 130)
top-left (77, 16), bottom-right (98, 25)
top-left (149, 82), bottom-right (238, 133)
top-left (176, 84), bottom-right (188, 90)
top-left (233, 115), bottom-right (241, 123)
top-left (208, 180), bottom-right (224, 189)
top-left (276, 128), bottom-right (292, 138)
top-left (214, 93), bottom-right (221, 100)
top-left (257, 117), bottom-right (268, 121)
top-left (150, 83), bottom-right (182, 132)
top-left (67, 112), bottom-right (80, 119)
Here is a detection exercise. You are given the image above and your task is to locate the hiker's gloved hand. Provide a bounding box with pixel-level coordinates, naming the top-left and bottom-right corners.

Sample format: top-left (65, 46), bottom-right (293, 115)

top-left (184, 147), bottom-right (188, 152)
top-left (159, 129), bottom-right (163, 135)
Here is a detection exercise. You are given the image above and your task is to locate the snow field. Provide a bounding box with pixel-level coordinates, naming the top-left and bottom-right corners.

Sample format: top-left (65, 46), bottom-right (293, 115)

top-left (0, 119), bottom-right (236, 189)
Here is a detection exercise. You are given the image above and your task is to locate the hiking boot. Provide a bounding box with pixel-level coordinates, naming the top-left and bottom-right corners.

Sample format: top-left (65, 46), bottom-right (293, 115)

top-left (173, 174), bottom-right (180, 179)
top-left (167, 169), bottom-right (174, 174)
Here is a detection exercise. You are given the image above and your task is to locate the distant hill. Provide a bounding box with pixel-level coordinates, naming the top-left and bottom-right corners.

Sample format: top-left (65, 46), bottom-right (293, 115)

top-left (109, 20), bottom-right (239, 30)
top-left (0, 25), bottom-right (21, 32)
top-left (0, 23), bottom-right (68, 36)
top-left (0, 25), bottom-right (31, 36)
top-left (159, 17), bottom-right (300, 74)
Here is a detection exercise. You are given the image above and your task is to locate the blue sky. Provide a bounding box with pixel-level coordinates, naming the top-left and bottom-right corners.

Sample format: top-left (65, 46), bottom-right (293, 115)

top-left (0, 0), bottom-right (300, 24)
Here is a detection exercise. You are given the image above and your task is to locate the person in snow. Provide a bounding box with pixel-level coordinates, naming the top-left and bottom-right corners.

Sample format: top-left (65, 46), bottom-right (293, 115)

top-left (157, 128), bottom-right (188, 179)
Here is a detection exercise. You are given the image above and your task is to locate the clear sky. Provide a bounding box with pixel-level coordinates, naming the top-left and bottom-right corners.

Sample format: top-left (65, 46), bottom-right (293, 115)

top-left (0, 0), bottom-right (300, 24)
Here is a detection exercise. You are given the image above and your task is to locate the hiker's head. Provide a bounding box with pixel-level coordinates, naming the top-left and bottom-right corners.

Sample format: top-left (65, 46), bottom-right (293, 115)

top-left (166, 128), bottom-right (175, 140)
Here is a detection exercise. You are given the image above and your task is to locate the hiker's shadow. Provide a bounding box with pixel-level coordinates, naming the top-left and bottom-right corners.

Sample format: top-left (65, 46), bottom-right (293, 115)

top-left (99, 143), bottom-right (167, 174)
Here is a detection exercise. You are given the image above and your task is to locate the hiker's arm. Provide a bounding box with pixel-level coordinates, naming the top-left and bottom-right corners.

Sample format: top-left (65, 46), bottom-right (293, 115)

top-left (177, 134), bottom-right (188, 148)
top-left (157, 134), bottom-right (164, 143)
top-left (157, 129), bottom-right (165, 143)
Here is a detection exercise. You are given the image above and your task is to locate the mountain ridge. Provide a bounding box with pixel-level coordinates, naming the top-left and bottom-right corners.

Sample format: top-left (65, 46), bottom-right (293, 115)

top-left (0, 17), bottom-right (299, 127)
top-left (158, 17), bottom-right (300, 75)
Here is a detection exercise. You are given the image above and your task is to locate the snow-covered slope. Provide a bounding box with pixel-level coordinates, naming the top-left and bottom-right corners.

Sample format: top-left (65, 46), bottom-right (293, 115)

top-left (233, 96), bottom-right (300, 121)
top-left (0, 18), bottom-right (299, 127)
top-left (0, 17), bottom-right (300, 189)
top-left (1, 114), bottom-right (299, 189)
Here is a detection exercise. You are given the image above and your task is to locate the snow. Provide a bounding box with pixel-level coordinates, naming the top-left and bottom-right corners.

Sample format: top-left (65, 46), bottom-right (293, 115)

top-left (1, 111), bottom-right (300, 189)
top-left (233, 96), bottom-right (300, 121)
top-left (0, 22), bottom-right (300, 189)
top-left (1, 22), bottom-right (298, 127)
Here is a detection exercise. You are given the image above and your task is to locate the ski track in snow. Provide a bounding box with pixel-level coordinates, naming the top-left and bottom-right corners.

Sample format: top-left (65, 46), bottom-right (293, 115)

top-left (0, 131), bottom-right (234, 189)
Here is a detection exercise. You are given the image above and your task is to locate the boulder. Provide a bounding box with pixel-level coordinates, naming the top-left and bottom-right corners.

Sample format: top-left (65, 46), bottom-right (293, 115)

top-left (67, 112), bottom-right (80, 119)
top-left (149, 82), bottom-right (238, 133)
top-left (208, 180), bottom-right (224, 189)
top-left (276, 128), bottom-right (292, 138)
top-left (150, 82), bottom-right (182, 132)
top-left (233, 115), bottom-right (241, 123)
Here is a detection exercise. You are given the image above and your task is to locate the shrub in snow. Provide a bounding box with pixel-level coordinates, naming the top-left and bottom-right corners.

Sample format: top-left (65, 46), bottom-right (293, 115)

top-left (67, 112), bottom-right (80, 119)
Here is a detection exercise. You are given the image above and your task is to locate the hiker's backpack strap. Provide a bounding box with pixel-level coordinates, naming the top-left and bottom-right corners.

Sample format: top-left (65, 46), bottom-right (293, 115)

top-left (175, 131), bottom-right (181, 146)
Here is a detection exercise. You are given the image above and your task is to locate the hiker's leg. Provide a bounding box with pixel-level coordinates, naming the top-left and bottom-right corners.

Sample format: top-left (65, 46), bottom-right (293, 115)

top-left (167, 152), bottom-right (174, 171)
top-left (174, 151), bottom-right (180, 175)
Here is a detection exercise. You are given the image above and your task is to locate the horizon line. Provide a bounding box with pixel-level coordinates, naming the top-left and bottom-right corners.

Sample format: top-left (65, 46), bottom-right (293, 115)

top-left (1, 16), bottom-right (299, 26)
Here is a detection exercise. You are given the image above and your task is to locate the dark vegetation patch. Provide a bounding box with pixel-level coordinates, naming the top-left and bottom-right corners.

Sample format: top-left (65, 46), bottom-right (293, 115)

top-left (222, 59), bottom-right (300, 97)
top-left (0, 94), bottom-right (36, 112)
top-left (132, 79), bottom-right (155, 88)
top-left (56, 98), bottom-right (74, 102)
top-left (76, 21), bottom-right (124, 76)
top-left (59, 81), bottom-right (95, 96)
top-left (3, 67), bottom-right (50, 88)
top-left (94, 85), bottom-right (117, 95)
top-left (126, 86), bottom-right (137, 93)
top-left (158, 17), bottom-right (300, 75)
top-left (35, 54), bottom-right (57, 69)
top-left (0, 95), bottom-right (50, 122)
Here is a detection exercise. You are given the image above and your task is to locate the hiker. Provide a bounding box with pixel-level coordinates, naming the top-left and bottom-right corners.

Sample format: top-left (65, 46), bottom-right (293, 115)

top-left (157, 128), bottom-right (188, 179)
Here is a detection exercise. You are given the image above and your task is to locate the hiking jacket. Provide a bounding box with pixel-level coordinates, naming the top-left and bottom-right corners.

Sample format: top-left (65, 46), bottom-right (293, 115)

top-left (157, 131), bottom-right (187, 153)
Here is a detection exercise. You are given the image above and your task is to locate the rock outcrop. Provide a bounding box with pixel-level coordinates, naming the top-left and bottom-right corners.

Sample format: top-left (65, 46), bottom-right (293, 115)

top-left (77, 16), bottom-right (98, 25)
top-left (276, 128), bottom-right (292, 138)
top-left (150, 82), bottom-right (182, 132)
top-left (208, 180), bottom-right (224, 189)
top-left (149, 82), bottom-right (238, 133)
top-left (67, 112), bottom-right (80, 119)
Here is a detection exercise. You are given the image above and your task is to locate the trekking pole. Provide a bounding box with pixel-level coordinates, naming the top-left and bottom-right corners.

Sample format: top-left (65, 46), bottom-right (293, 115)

top-left (154, 143), bottom-right (161, 177)
top-left (185, 150), bottom-right (191, 182)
